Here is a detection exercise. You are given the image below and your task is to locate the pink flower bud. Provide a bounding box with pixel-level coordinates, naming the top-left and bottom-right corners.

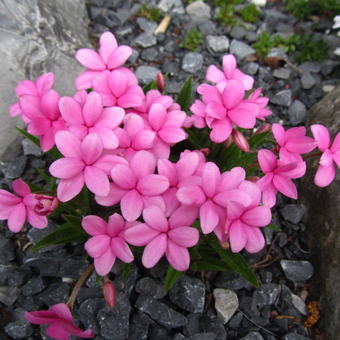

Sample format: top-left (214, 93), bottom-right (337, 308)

top-left (255, 123), bottom-right (271, 135)
top-left (156, 72), bottom-right (165, 93)
top-left (232, 129), bottom-right (250, 153)
top-left (199, 148), bottom-right (210, 156)
top-left (224, 136), bottom-right (233, 148)
top-left (34, 195), bottom-right (58, 216)
top-left (103, 281), bottom-right (116, 308)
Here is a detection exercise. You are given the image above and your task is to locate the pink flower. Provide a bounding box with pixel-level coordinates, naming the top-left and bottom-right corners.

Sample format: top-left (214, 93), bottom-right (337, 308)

top-left (25, 303), bottom-right (93, 340)
top-left (124, 205), bottom-right (199, 271)
top-left (59, 91), bottom-right (124, 149)
top-left (50, 131), bottom-right (116, 202)
top-left (75, 31), bottom-right (132, 90)
top-left (272, 124), bottom-right (316, 162)
top-left (0, 179), bottom-right (49, 232)
top-left (311, 124), bottom-right (340, 187)
top-left (247, 88), bottom-right (272, 120)
top-left (103, 280), bottom-right (116, 308)
top-left (92, 69), bottom-right (144, 108)
top-left (194, 80), bottom-right (259, 143)
top-left (257, 149), bottom-right (306, 207)
top-left (206, 54), bottom-right (254, 91)
top-left (33, 195), bottom-right (58, 216)
top-left (224, 181), bottom-right (272, 253)
top-left (232, 129), bottom-right (250, 152)
top-left (95, 151), bottom-right (169, 221)
top-left (82, 214), bottom-right (134, 276)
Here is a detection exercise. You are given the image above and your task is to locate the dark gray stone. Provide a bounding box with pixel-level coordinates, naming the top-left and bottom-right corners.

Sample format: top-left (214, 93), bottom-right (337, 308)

top-left (273, 68), bottom-right (291, 80)
top-left (300, 61), bottom-right (321, 73)
top-left (198, 21), bottom-right (217, 35)
top-left (58, 257), bottom-right (89, 279)
top-left (0, 286), bottom-right (20, 306)
top-left (230, 26), bottom-right (246, 40)
top-left (162, 61), bottom-right (180, 75)
top-left (271, 89), bottom-right (293, 107)
top-left (135, 295), bottom-right (187, 328)
top-left (141, 47), bottom-right (159, 61)
top-left (158, 0), bottom-right (185, 15)
top-left (136, 17), bottom-right (157, 33)
top-left (240, 332), bottom-right (264, 340)
top-left (134, 33), bottom-right (157, 48)
top-left (280, 204), bottom-right (306, 224)
top-left (76, 288), bottom-right (103, 303)
top-left (321, 60), bottom-right (339, 75)
top-left (214, 271), bottom-right (251, 290)
top-left (0, 235), bottom-right (15, 264)
top-left (37, 282), bottom-right (70, 305)
top-left (4, 308), bottom-right (33, 339)
top-left (191, 333), bottom-right (216, 340)
top-left (0, 156), bottom-right (27, 179)
top-left (253, 283), bottom-right (280, 308)
top-left (0, 264), bottom-right (30, 286)
top-left (22, 139), bottom-right (43, 157)
top-left (135, 277), bottom-right (165, 299)
top-left (97, 293), bottom-right (131, 340)
top-left (288, 100), bottom-right (307, 125)
top-left (280, 260), bottom-right (314, 282)
top-left (22, 277), bottom-right (46, 296)
top-left (228, 311), bottom-right (243, 329)
top-left (199, 315), bottom-right (226, 340)
top-left (136, 66), bottom-right (161, 85)
top-left (169, 276), bottom-right (205, 313)
top-left (301, 72), bottom-right (316, 90)
top-left (206, 35), bottom-right (229, 54)
top-left (129, 311), bottom-right (154, 340)
top-left (182, 53), bottom-right (204, 73)
top-left (230, 40), bottom-right (256, 60)
top-left (186, 1), bottom-right (211, 23)
top-left (242, 62), bottom-right (259, 76)
top-left (79, 298), bottom-right (105, 334)
top-left (282, 334), bottom-right (311, 340)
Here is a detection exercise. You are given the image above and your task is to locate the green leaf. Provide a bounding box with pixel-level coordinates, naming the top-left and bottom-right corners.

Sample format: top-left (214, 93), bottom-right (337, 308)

top-left (164, 266), bottom-right (184, 292)
top-left (143, 80), bottom-right (157, 93)
top-left (191, 258), bottom-right (232, 272)
top-left (207, 237), bottom-right (260, 287)
top-left (248, 130), bottom-right (272, 148)
top-left (265, 223), bottom-right (282, 232)
top-left (62, 214), bottom-right (82, 227)
top-left (31, 222), bottom-right (88, 251)
top-left (16, 127), bottom-right (40, 147)
top-left (177, 76), bottom-right (193, 113)
top-left (121, 262), bottom-right (132, 281)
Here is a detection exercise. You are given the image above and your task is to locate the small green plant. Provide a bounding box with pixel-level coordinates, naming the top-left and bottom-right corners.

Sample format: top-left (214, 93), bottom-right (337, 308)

top-left (138, 3), bottom-right (162, 22)
top-left (238, 3), bottom-right (261, 23)
top-left (253, 32), bottom-right (329, 63)
top-left (182, 27), bottom-right (203, 51)
top-left (284, 0), bottom-right (340, 19)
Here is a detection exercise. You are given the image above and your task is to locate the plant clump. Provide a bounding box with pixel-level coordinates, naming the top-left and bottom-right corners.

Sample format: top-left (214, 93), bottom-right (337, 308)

top-left (137, 3), bottom-right (162, 22)
top-left (181, 27), bottom-right (204, 51)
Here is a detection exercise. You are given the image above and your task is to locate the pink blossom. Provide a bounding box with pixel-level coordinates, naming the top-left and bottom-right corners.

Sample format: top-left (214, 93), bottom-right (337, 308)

top-left (50, 131), bottom-right (117, 202)
top-left (59, 91), bottom-right (124, 149)
top-left (257, 149), bottom-right (306, 207)
top-left (232, 129), bottom-right (250, 152)
top-left (75, 31), bottom-right (132, 90)
top-left (103, 280), bottom-right (116, 308)
top-left (95, 151), bottom-right (169, 221)
top-left (25, 303), bottom-right (93, 340)
top-left (311, 124), bottom-right (340, 187)
top-left (156, 72), bottom-right (165, 92)
top-left (272, 124), bottom-right (316, 162)
top-left (0, 179), bottom-right (49, 232)
top-left (224, 181), bottom-right (272, 253)
top-left (124, 205), bottom-right (199, 271)
top-left (206, 54), bottom-right (254, 91)
top-left (247, 88), bottom-right (272, 120)
top-left (82, 214), bottom-right (134, 276)
top-left (33, 195), bottom-right (58, 216)
top-left (92, 69), bottom-right (144, 108)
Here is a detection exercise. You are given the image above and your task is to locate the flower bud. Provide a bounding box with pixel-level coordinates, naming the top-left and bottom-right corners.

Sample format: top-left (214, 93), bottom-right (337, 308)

top-left (224, 136), bottom-right (233, 148)
top-left (156, 72), bottom-right (165, 93)
top-left (103, 280), bottom-right (116, 308)
top-left (255, 123), bottom-right (271, 135)
top-left (199, 148), bottom-right (210, 156)
top-left (247, 176), bottom-right (260, 183)
top-left (232, 129), bottom-right (250, 153)
top-left (34, 195), bottom-right (58, 216)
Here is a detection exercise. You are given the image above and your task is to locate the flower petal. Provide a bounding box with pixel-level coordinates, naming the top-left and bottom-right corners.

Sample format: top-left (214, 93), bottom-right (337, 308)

top-left (49, 158), bottom-right (84, 179)
top-left (137, 174), bottom-right (169, 196)
top-left (244, 226), bottom-right (265, 253)
top-left (168, 227), bottom-right (199, 247)
top-left (94, 247), bottom-right (116, 276)
top-left (123, 223), bottom-right (159, 246)
top-left (84, 166), bottom-right (110, 196)
top-left (111, 238), bottom-right (134, 263)
top-left (258, 149), bottom-right (277, 173)
top-left (200, 200), bottom-right (219, 234)
top-left (311, 124), bottom-right (330, 152)
top-left (81, 133), bottom-right (103, 165)
top-left (57, 175), bottom-right (84, 202)
top-left (85, 235), bottom-right (111, 258)
top-left (12, 179), bottom-right (31, 197)
top-left (55, 131), bottom-right (82, 158)
top-left (76, 49), bottom-right (106, 70)
top-left (314, 164), bottom-right (335, 188)
top-left (8, 203), bottom-right (26, 232)
top-left (142, 233), bottom-right (167, 268)
top-left (166, 240), bottom-right (190, 271)
top-left (82, 215), bottom-right (107, 236)
top-left (143, 206), bottom-right (168, 232)
top-left (273, 175), bottom-right (297, 199)
top-left (229, 220), bottom-right (247, 253)
top-left (241, 206), bottom-right (271, 227)
top-left (121, 189), bottom-right (143, 221)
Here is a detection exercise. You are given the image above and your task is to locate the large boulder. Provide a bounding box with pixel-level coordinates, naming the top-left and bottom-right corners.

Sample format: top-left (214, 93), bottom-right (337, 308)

top-left (300, 87), bottom-right (340, 339)
top-left (0, 0), bottom-right (90, 156)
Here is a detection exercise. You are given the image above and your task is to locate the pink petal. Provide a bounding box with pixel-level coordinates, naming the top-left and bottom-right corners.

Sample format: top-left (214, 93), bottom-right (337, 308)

top-left (76, 49), bottom-right (106, 70)
top-left (168, 227), bottom-right (199, 247)
top-left (111, 164), bottom-right (136, 189)
top-left (222, 54), bottom-right (237, 78)
top-left (59, 96), bottom-right (83, 125)
top-left (229, 220), bottom-right (247, 253)
top-left (81, 133), bottom-right (103, 165)
top-left (0, 190), bottom-right (21, 205)
top-left (148, 103), bottom-right (167, 131)
top-left (55, 130), bottom-right (82, 158)
top-left (169, 204), bottom-right (199, 228)
top-left (272, 123), bottom-right (285, 146)
top-left (27, 118), bottom-right (50, 136)
top-left (45, 322), bottom-right (69, 340)
top-left (206, 101), bottom-right (227, 119)
top-left (233, 69), bottom-right (254, 90)
top-left (111, 238), bottom-right (134, 263)
top-left (99, 32), bottom-right (118, 64)
top-left (107, 45), bottom-right (132, 69)
top-left (314, 164), bottom-right (335, 188)
top-left (165, 240), bottom-right (190, 271)
top-left (261, 185), bottom-right (277, 208)
top-left (57, 174), bottom-right (84, 202)
top-left (244, 226), bottom-right (265, 253)
top-left (220, 167), bottom-right (246, 190)
top-left (258, 149), bottom-right (277, 173)
top-left (49, 303), bottom-right (73, 322)
top-left (82, 92), bottom-right (103, 127)
top-left (118, 86), bottom-right (144, 108)
top-left (206, 65), bottom-right (226, 83)
top-left (85, 235), bottom-right (111, 258)
top-left (24, 311), bottom-right (58, 325)
top-left (124, 223), bottom-right (159, 246)
top-left (222, 79), bottom-right (245, 109)
top-left (121, 189), bottom-right (143, 221)
top-left (93, 154), bottom-right (125, 174)
top-left (40, 128), bottom-right (56, 152)
top-left (176, 185), bottom-right (205, 205)
top-left (131, 130), bottom-right (156, 150)
top-left (49, 158), bottom-right (84, 179)
top-left (200, 200), bottom-right (219, 234)
top-left (214, 189), bottom-right (251, 208)
top-left (311, 124), bottom-right (330, 152)
top-left (331, 132), bottom-right (340, 153)
top-left (75, 70), bottom-right (98, 90)
top-left (91, 126), bottom-right (119, 150)
top-left (36, 72), bottom-right (55, 95)
top-left (40, 90), bottom-right (60, 120)
top-left (202, 162), bottom-right (220, 197)
top-left (158, 126), bottom-right (187, 144)
top-left (97, 106), bottom-right (125, 129)
top-left (107, 213), bottom-right (126, 237)
top-left (142, 233), bottom-right (167, 268)
top-left (26, 209), bottom-right (48, 229)
top-left (8, 203), bottom-right (26, 232)
top-left (84, 166), bottom-right (110, 196)
top-left (228, 106), bottom-right (256, 129)
top-left (130, 151), bottom-right (156, 179)
top-left (164, 110), bottom-right (186, 127)
top-left (137, 174), bottom-right (169, 196)
top-left (12, 179), bottom-right (31, 197)
top-left (95, 183), bottom-right (127, 206)
top-left (143, 206), bottom-right (168, 232)
top-left (176, 152), bottom-right (200, 181)
top-left (210, 118), bottom-right (233, 143)
top-left (108, 70), bottom-right (128, 97)
top-left (82, 215), bottom-right (107, 235)
top-left (238, 180), bottom-right (262, 207)
top-left (94, 247), bottom-right (116, 276)
top-left (241, 206), bottom-right (271, 227)
top-left (273, 175), bottom-right (297, 199)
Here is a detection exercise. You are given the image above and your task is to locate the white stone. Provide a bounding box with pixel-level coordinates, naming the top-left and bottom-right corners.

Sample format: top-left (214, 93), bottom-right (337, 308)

top-left (334, 47), bottom-right (340, 56)
top-left (206, 35), bottom-right (229, 53)
top-left (158, 0), bottom-right (185, 14)
top-left (250, 0), bottom-right (267, 6)
top-left (213, 288), bottom-right (239, 324)
top-left (186, 1), bottom-right (211, 23)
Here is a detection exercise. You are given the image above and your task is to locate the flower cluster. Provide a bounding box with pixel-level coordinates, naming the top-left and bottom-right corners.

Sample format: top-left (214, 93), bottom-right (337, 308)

top-left (2, 31), bottom-right (339, 340)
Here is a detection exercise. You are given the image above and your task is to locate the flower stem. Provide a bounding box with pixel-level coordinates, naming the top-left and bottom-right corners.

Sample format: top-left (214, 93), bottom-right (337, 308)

top-left (67, 264), bottom-right (94, 310)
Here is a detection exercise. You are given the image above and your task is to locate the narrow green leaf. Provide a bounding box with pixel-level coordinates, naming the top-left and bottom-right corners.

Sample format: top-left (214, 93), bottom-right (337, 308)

top-left (191, 258), bottom-right (232, 272)
top-left (31, 223), bottom-right (88, 251)
top-left (207, 237), bottom-right (260, 287)
top-left (16, 127), bottom-right (40, 147)
top-left (143, 80), bottom-right (157, 93)
top-left (121, 262), bottom-right (132, 281)
top-left (62, 214), bottom-right (82, 227)
top-left (265, 223), bottom-right (282, 232)
top-left (177, 76), bottom-right (193, 113)
top-left (164, 266), bottom-right (184, 292)
top-left (248, 131), bottom-right (271, 148)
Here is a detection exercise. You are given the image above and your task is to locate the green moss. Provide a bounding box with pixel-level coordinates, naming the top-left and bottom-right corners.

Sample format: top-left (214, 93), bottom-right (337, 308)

top-left (182, 27), bottom-right (203, 51)
top-left (238, 3), bottom-right (261, 23)
top-left (284, 0), bottom-right (340, 19)
top-left (138, 3), bottom-right (162, 22)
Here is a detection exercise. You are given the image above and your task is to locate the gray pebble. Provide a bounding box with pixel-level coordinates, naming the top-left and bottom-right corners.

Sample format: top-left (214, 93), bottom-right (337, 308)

top-left (271, 89), bottom-right (292, 107)
top-left (136, 66), bottom-right (161, 85)
top-left (230, 40), bottom-right (256, 60)
top-left (134, 32), bottom-right (157, 48)
top-left (182, 52), bottom-right (204, 73)
top-left (280, 260), bottom-right (314, 282)
top-left (206, 35), bottom-right (229, 54)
